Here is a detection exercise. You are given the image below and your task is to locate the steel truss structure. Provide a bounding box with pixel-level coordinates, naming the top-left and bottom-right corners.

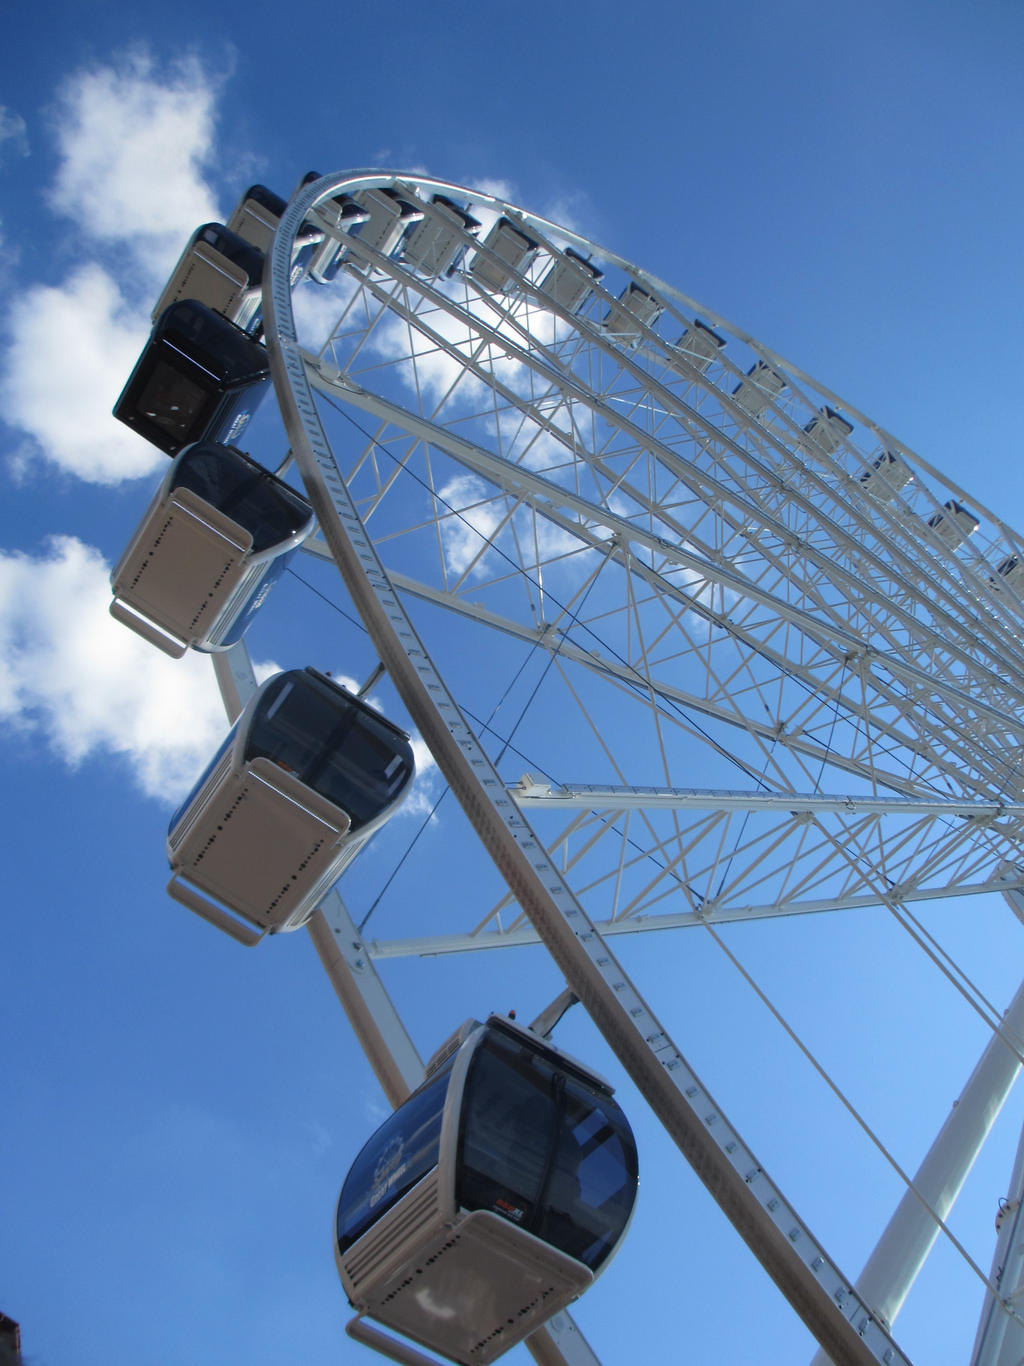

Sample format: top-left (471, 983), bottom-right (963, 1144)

top-left (214, 171), bottom-right (1024, 1364)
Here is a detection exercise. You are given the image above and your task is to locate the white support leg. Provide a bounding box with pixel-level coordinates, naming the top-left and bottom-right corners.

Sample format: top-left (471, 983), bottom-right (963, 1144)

top-left (970, 1117), bottom-right (1024, 1365)
top-left (810, 978), bottom-right (1024, 1364)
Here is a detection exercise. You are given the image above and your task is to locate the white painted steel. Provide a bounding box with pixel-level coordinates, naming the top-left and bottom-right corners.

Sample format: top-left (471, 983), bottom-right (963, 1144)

top-left (809, 978), bottom-right (1024, 1365)
top-left (972, 887), bottom-right (1024, 1366)
top-left (263, 171), bottom-right (918, 1366)
top-left (971, 1121), bottom-right (1024, 1366)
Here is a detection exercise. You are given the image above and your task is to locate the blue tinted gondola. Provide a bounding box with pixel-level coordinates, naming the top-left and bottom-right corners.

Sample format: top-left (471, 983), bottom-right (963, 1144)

top-left (113, 300), bottom-right (271, 456)
top-left (167, 668), bottom-right (415, 945)
top-left (109, 441), bottom-right (314, 657)
top-left (336, 1015), bottom-right (638, 1365)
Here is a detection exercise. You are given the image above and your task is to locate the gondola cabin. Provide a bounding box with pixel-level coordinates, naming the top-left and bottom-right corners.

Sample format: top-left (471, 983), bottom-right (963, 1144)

top-left (996, 554), bottom-right (1024, 592)
top-left (151, 223), bottom-right (265, 333)
top-left (110, 441), bottom-right (314, 657)
top-left (540, 247), bottom-right (603, 316)
top-left (113, 300), bottom-right (271, 456)
top-left (167, 668), bottom-right (415, 945)
top-left (336, 1015), bottom-right (638, 1365)
top-left (400, 194), bottom-right (481, 279)
top-left (468, 216), bottom-right (539, 294)
top-left (669, 318), bottom-right (726, 375)
top-left (293, 171), bottom-right (372, 283)
top-left (226, 182), bottom-right (289, 252)
top-left (225, 182), bottom-right (321, 284)
top-left (859, 449), bottom-right (913, 500)
top-left (309, 195), bottom-right (370, 282)
top-left (926, 499), bottom-right (980, 549)
top-left (801, 405), bottom-right (854, 457)
top-left (602, 282), bottom-right (662, 344)
top-left (731, 359), bottom-right (787, 417)
top-left (351, 188), bottom-right (425, 260)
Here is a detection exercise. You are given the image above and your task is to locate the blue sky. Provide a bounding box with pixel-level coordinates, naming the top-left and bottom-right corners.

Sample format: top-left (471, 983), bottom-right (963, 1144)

top-left (3, 3), bottom-right (1024, 1364)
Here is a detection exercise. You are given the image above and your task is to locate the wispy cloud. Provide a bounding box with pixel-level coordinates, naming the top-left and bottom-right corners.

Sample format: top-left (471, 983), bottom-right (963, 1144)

top-left (1, 52), bottom-right (225, 487)
top-left (0, 536), bottom-right (234, 801)
top-left (2, 265), bottom-right (160, 484)
top-left (0, 106), bottom-right (29, 162)
top-left (437, 472), bottom-right (504, 579)
top-left (47, 51), bottom-right (222, 280)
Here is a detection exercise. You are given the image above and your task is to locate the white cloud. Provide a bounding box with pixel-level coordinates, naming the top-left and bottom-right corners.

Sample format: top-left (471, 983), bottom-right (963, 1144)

top-left (438, 473), bottom-right (504, 578)
top-left (366, 281), bottom-right (488, 410)
top-left (0, 56), bottom-right (231, 487)
top-left (293, 272), bottom-right (358, 351)
top-left (0, 106), bottom-right (29, 161)
top-left (47, 52), bottom-right (222, 280)
top-left (403, 733), bottom-right (442, 819)
top-left (1, 264), bottom-right (163, 484)
top-left (0, 533), bottom-right (443, 824)
top-left (0, 536), bottom-right (233, 802)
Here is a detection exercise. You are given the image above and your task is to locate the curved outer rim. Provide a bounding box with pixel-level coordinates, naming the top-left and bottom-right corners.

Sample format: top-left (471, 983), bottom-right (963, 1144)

top-left (294, 170), bottom-right (1014, 537)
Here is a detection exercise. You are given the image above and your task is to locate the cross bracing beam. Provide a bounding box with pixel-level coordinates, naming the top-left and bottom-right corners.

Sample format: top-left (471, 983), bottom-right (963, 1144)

top-left (511, 778), bottom-right (1024, 819)
top-left (501, 800), bottom-right (1022, 924)
top-left (303, 532), bottom-right (1024, 819)
top-left (364, 876), bottom-right (1024, 961)
top-left (302, 358), bottom-right (1024, 810)
top-left (305, 238), bottom-right (1024, 712)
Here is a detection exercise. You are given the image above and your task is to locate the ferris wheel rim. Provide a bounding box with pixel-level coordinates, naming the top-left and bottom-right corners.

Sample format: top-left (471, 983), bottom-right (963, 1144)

top-left (260, 169), bottom-right (1024, 945)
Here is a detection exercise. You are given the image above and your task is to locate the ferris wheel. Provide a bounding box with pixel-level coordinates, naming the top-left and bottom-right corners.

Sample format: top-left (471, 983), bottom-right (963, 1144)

top-left (115, 170), bottom-right (1024, 1366)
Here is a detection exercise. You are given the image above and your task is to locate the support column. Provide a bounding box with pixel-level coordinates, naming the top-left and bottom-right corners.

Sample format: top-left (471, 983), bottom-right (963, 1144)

top-left (811, 978), bottom-right (1024, 1364)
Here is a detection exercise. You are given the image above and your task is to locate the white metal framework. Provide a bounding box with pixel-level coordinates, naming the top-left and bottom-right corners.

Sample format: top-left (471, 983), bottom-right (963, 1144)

top-left (209, 171), bottom-right (1024, 1364)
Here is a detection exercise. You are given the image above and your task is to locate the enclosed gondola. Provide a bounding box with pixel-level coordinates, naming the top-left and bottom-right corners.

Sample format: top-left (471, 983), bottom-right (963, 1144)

top-left (399, 194), bottom-right (481, 279)
top-left (225, 181), bottom-right (322, 284)
top-left (113, 300), bottom-right (271, 456)
top-left (109, 441), bottom-right (314, 657)
top-left (167, 668), bottom-right (415, 945)
top-left (151, 223), bottom-right (265, 333)
top-left (335, 1014), bottom-right (638, 1365)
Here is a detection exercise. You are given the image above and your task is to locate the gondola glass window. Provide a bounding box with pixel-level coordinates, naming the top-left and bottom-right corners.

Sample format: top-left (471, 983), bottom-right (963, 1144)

top-left (113, 301), bottom-right (271, 456)
top-left (337, 1065), bottom-right (453, 1255)
top-left (457, 1025), bottom-right (636, 1272)
top-left (335, 1016), bottom-right (638, 1365)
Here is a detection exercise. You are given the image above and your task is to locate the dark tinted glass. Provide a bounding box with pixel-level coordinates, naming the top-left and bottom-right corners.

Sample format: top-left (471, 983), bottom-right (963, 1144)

top-left (310, 710), bottom-right (413, 828)
top-left (136, 362), bottom-right (212, 444)
top-left (457, 1032), bottom-right (556, 1230)
top-left (245, 672), bottom-right (412, 828)
top-left (173, 444), bottom-right (311, 552)
top-left (533, 1078), bottom-right (638, 1271)
top-left (458, 1027), bottom-right (638, 1271)
top-left (336, 1067), bottom-right (451, 1254)
top-left (244, 185), bottom-right (287, 217)
top-left (195, 225), bottom-right (265, 285)
top-left (159, 302), bottom-right (270, 384)
top-left (246, 674), bottom-right (338, 777)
